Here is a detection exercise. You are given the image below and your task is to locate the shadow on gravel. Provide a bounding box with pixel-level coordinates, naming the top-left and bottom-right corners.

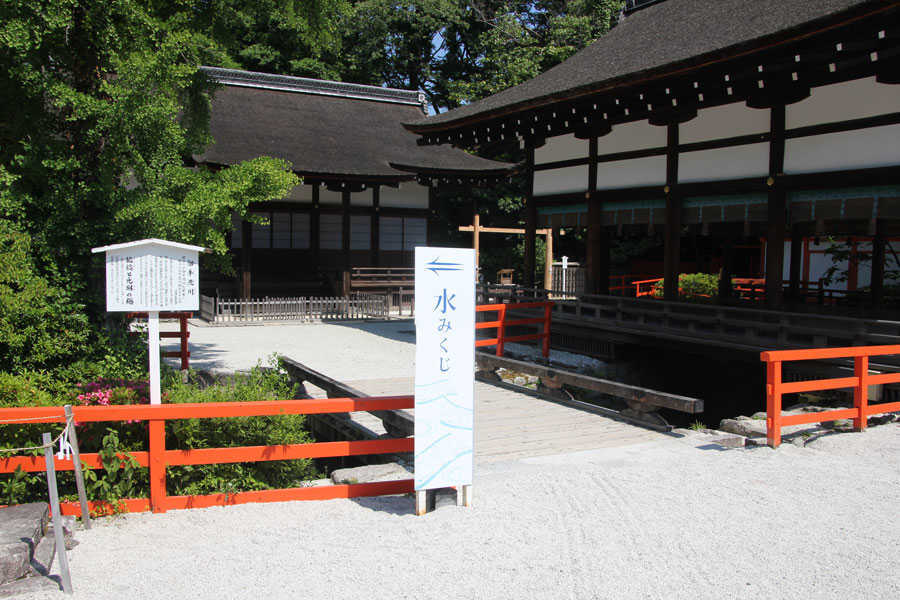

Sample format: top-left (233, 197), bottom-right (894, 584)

top-left (161, 340), bottom-right (230, 371)
top-left (329, 321), bottom-right (416, 345)
top-left (351, 495), bottom-right (414, 516)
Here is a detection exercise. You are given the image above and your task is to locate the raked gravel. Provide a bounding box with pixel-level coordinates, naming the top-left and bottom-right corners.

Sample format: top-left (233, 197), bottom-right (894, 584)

top-left (22, 423), bottom-right (900, 600)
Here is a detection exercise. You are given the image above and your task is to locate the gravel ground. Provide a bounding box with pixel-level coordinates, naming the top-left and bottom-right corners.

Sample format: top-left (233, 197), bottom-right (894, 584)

top-left (22, 423), bottom-right (900, 600)
top-left (161, 319), bottom-right (601, 378)
top-left (161, 319), bottom-right (417, 380)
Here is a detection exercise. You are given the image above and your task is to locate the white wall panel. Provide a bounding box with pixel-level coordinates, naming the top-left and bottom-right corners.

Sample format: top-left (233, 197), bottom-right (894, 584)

top-left (596, 156), bottom-right (667, 190)
top-left (597, 120), bottom-right (667, 154)
top-left (534, 165), bottom-right (589, 196)
top-left (535, 134), bottom-right (588, 165)
top-left (285, 184), bottom-right (314, 202)
top-left (381, 182), bottom-right (429, 208)
top-left (318, 188), bottom-right (342, 205)
top-left (681, 103), bottom-right (769, 143)
top-left (679, 143), bottom-right (769, 183)
top-left (787, 77), bottom-right (900, 128)
top-left (785, 124), bottom-right (900, 174)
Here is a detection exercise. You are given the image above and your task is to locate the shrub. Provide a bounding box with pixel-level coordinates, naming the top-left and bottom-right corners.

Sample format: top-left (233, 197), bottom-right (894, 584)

top-left (652, 273), bottom-right (720, 300)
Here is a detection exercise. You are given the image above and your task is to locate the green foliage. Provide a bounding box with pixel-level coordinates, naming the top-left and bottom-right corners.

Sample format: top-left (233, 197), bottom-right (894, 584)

top-left (0, 222), bottom-right (91, 372)
top-left (80, 429), bottom-right (145, 515)
top-left (652, 273), bottom-right (720, 300)
top-left (164, 362), bottom-right (319, 496)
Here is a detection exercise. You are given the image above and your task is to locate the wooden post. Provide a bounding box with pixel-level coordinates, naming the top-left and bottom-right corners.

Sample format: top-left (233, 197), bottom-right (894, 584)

top-left (342, 189), bottom-right (351, 269)
top-left (148, 311), bottom-right (161, 405)
top-left (426, 185), bottom-right (437, 247)
top-left (586, 136), bottom-right (610, 295)
top-left (663, 124), bottom-right (681, 302)
top-left (854, 355), bottom-right (869, 432)
top-left (765, 105), bottom-right (787, 308)
top-left (63, 405), bottom-right (91, 529)
top-left (457, 484), bottom-right (472, 507)
top-left (149, 419), bottom-right (167, 513)
top-left (179, 314), bottom-right (189, 370)
top-left (524, 145), bottom-right (536, 288)
top-left (473, 213), bottom-right (481, 276)
top-left (372, 186), bottom-right (380, 267)
top-left (42, 433), bottom-right (73, 595)
top-left (241, 218), bottom-right (252, 299)
top-left (789, 224), bottom-right (803, 303)
top-left (871, 219), bottom-right (886, 309)
top-left (718, 238), bottom-right (734, 302)
top-left (543, 229), bottom-right (553, 291)
top-left (766, 359), bottom-right (782, 448)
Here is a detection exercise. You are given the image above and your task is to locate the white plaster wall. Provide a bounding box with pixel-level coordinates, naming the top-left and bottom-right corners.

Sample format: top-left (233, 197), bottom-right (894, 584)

top-left (535, 134), bottom-right (588, 165)
top-left (787, 77), bottom-right (900, 128)
top-left (285, 184), bottom-right (314, 202)
top-left (597, 120), bottom-right (667, 154)
top-left (534, 165), bottom-right (589, 196)
top-left (681, 102), bottom-right (770, 143)
top-left (319, 188), bottom-right (343, 205)
top-left (596, 156), bottom-right (667, 190)
top-left (380, 182), bottom-right (429, 208)
top-left (785, 123), bottom-right (900, 174)
top-left (679, 143), bottom-right (769, 183)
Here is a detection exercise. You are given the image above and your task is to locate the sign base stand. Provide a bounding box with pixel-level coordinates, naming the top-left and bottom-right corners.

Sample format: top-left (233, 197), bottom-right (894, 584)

top-left (457, 484), bottom-right (473, 507)
top-left (147, 311), bottom-right (161, 405)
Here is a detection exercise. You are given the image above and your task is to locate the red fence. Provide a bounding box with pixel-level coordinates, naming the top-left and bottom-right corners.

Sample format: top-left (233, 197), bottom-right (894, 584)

top-left (760, 345), bottom-right (900, 447)
top-left (0, 397), bottom-right (414, 514)
top-left (476, 301), bottom-right (552, 358)
top-left (128, 312), bottom-right (191, 370)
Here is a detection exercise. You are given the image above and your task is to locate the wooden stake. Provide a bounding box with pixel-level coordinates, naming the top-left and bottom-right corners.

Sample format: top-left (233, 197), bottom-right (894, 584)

top-left (63, 405), bottom-right (91, 529)
top-left (43, 433), bottom-right (73, 595)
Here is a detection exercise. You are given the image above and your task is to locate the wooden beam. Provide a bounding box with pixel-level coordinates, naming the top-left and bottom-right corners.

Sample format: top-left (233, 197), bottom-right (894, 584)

top-left (586, 135), bottom-right (610, 295)
top-left (311, 184), bottom-right (321, 269)
top-left (342, 189), bottom-right (351, 268)
top-left (789, 223), bottom-right (803, 303)
top-left (459, 225), bottom-right (551, 235)
top-left (372, 186), bottom-right (380, 266)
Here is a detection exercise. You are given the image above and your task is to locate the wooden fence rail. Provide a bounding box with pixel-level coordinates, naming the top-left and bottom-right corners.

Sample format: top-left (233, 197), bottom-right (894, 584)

top-left (206, 294), bottom-right (389, 323)
top-left (0, 396), bottom-right (415, 514)
top-left (760, 345), bottom-right (900, 447)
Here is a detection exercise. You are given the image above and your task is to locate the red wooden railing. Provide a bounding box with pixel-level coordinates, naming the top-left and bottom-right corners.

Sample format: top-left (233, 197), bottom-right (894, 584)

top-left (476, 301), bottom-right (553, 358)
top-left (0, 397), bottom-right (414, 514)
top-left (760, 346), bottom-right (900, 447)
top-left (127, 312), bottom-right (191, 370)
top-left (633, 278), bottom-right (663, 298)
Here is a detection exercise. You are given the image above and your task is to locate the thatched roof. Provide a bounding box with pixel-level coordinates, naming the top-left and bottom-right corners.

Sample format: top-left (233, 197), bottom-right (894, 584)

top-left (196, 67), bottom-right (513, 181)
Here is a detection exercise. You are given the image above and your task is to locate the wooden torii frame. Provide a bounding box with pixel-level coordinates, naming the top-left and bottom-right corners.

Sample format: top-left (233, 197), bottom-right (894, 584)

top-left (460, 214), bottom-right (554, 290)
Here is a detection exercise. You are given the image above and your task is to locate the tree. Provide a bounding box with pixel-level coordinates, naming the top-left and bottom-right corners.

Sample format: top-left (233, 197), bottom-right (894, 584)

top-left (0, 1), bottom-right (299, 316)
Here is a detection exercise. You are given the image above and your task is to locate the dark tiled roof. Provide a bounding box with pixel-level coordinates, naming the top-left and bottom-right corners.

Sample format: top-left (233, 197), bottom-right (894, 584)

top-left (196, 68), bottom-right (513, 179)
top-left (407, 0), bottom-right (887, 132)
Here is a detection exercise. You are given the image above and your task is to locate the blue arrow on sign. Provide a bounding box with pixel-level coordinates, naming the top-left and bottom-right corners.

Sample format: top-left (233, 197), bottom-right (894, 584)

top-left (426, 258), bottom-right (463, 275)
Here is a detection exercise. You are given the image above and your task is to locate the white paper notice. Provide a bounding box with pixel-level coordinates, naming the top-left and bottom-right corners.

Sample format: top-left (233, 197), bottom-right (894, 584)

top-left (104, 245), bottom-right (199, 312)
top-left (414, 247), bottom-right (475, 491)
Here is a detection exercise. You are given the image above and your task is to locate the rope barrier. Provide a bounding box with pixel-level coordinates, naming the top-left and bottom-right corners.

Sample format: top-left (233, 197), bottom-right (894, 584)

top-left (0, 415), bottom-right (73, 454)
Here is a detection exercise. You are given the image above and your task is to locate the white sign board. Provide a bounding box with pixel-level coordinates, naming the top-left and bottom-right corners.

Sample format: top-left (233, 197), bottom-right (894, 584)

top-left (93, 239), bottom-right (202, 312)
top-left (414, 247), bottom-right (475, 491)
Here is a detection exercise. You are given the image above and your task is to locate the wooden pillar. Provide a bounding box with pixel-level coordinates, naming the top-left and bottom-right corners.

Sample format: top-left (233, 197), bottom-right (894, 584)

top-left (663, 124), bottom-right (681, 302)
top-left (718, 238), bottom-right (734, 302)
top-left (871, 219), bottom-right (886, 309)
top-left (586, 136), bottom-right (609, 295)
top-left (765, 105), bottom-right (787, 308)
top-left (241, 218), bottom-right (252, 299)
top-left (788, 224), bottom-right (803, 303)
top-left (342, 189), bottom-right (351, 269)
top-left (544, 230), bottom-right (553, 291)
top-left (426, 185), bottom-right (437, 247)
top-left (372, 186), bottom-right (380, 266)
top-left (524, 145), bottom-right (537, 288)
top-left (311, 184), bottom-right (321, 270)
top-left (473, 213), bottom-right (481, 276)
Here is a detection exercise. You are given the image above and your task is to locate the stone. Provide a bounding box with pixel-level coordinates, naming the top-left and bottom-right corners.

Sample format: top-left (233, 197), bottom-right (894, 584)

top-left (719, 418), bottom-right (767, 438)
top-left (0, 503), bottom-right (48, 585)
top-left (331, 462), bottom-right (413, 485)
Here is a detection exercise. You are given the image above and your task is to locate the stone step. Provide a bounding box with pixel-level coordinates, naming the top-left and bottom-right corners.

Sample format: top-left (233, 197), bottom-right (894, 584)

top-left (0, 503), bottom-right (48, 585)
